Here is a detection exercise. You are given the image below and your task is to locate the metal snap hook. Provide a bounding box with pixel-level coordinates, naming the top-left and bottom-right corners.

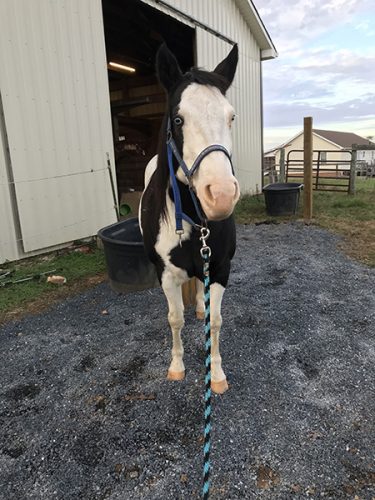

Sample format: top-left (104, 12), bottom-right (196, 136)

top-left (199, 227), bottom-right (211, 259)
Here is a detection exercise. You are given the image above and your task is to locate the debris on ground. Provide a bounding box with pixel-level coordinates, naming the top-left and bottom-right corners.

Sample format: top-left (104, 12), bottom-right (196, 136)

top-left (46, 275), bottom-right (67, 285)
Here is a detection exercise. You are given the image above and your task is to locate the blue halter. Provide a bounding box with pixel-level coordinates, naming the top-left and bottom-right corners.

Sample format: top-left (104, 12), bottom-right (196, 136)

top-left (166, 118), bottom-right (234, 234)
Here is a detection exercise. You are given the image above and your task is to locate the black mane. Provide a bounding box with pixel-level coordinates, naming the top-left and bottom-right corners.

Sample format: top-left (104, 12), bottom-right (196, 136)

top-left (184, 67), bottom-right (230, 95)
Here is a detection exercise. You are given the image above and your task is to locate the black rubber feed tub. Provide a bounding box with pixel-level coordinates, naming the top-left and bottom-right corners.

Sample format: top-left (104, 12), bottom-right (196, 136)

top-left (98, 218), bottom-right (159, 293)
top-left (263, 183), bottom-right (303, 216)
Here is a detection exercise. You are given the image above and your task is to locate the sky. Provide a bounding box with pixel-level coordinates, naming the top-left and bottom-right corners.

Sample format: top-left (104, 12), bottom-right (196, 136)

top-left (254, 0), bottom-right (375, 150)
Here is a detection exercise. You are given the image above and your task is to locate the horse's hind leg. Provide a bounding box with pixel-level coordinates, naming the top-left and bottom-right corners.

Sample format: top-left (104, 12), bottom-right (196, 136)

top-left (162, 273), bottom-right (185, 381)
top-left (195, 278), bottom-right (205, 320)
top-left (210, 283), bottom-right (229, 394)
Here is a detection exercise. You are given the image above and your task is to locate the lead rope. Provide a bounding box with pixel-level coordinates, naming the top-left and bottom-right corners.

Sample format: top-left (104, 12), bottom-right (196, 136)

top-left (200, 227), bottom-right (212, 500)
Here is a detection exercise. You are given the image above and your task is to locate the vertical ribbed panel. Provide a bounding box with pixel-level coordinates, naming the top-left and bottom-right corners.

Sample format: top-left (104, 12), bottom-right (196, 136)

top-left (143, 0), bottom-right (263, 193)
top-left (0, 0), bottom-right (116, 253)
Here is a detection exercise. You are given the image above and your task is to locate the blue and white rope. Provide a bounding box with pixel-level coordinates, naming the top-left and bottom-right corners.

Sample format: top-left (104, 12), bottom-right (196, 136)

top-left (202, 254), bottom-right (212, 499)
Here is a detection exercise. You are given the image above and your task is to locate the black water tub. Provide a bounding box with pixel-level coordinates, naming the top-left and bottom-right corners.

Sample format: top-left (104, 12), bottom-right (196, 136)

top-left (263, 183), bottom-right (303, 216)
top-left (98, 218), bottom-right (159, 293)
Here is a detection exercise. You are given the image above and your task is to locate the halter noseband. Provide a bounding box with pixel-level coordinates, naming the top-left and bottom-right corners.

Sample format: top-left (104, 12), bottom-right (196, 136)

top-left (166, 118), bottom-right (234, 234)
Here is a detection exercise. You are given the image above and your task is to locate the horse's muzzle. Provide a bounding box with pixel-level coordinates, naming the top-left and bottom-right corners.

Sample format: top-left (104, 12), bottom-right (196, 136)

top-left (200, 180), bottom-right (240, 221)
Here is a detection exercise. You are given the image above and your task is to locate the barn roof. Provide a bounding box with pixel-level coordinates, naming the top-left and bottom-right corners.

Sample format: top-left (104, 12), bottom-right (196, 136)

top-left (314, 129), bottom-right (374, 148)
top-left (265, 129), bottom-right (373, 155)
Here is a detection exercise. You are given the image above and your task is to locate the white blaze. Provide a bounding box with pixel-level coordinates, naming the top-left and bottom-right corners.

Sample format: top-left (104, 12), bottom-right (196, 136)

top-left (177, 84), bottom-right (240, 220)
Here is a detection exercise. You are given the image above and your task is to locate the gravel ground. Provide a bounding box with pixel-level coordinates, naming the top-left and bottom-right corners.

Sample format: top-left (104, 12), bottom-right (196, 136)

top-left (1, 223), bottom-right (374, 500)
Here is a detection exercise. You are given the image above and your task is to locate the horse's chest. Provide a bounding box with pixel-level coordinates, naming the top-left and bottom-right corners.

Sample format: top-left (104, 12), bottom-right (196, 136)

top-left (154, 219), bottom-right (194, 281)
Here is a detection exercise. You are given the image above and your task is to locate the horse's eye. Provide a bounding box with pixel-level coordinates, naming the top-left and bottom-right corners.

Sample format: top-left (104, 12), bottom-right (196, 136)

top-left (231, 114), bottom-right (236, 122)
top-left (174, 116), bottom-right (184, 126)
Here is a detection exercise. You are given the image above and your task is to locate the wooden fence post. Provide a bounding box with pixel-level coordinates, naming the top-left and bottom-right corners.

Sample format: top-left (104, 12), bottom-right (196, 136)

top-left (349, 144), bottom-right (357, 195)
top-left (303, 117), bottom-right (313, 221)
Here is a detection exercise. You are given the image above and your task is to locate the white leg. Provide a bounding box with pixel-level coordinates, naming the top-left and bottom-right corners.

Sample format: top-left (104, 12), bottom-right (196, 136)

top-left (209, 283), bottom-right (228, 394)
top-left (162, 271), bottom-right (186, 380)
top-left (195, 278), bottom-right (205, 320)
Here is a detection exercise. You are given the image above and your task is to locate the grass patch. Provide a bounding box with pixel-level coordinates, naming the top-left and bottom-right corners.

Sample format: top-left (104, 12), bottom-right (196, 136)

top-left (0, 245), bottom-right (106, 324)
top-left (235, 178), bottom-right (375, 266)
top-left (331, 198), bottom-right (368, 209)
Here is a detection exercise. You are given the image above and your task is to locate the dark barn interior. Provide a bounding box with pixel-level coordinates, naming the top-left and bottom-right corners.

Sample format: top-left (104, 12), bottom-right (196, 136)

top-left (102, 0), bottom-right (195, 211)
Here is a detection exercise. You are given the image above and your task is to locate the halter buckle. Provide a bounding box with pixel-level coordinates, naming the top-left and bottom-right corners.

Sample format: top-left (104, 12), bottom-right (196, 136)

top-left (175, 228), bottom-right (184, 247)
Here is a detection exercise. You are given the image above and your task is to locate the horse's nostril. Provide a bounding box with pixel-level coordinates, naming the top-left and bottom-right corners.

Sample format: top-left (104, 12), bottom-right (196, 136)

top-left (205, 185), bottom-right (215, 203)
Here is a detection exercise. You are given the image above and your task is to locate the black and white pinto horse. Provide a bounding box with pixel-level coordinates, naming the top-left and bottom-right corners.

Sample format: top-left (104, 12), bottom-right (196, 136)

top-left (140, 44), bottom-right (240, 394)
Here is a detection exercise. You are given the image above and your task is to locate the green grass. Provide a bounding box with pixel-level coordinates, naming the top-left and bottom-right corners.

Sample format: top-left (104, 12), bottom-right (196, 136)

top-left (0, 246), bottom-right (106, 322)
top-left (235, 178), bottom-right (375, 222)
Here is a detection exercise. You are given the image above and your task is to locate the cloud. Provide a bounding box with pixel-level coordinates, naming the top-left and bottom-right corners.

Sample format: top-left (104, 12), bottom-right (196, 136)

top-left (354, 21), bottom-right (375, 36)
top-left (262, 47), bottom-right (375, 110)
top-left (295, 50), bottom-right (375, 81)
top-left (263, 95), bottom-right (375, 128)
top-left (254, 0), bottom-right (375, 148)
top-left (263, 74), bottom-right (335, 102)
top-left (256, 0), bottom-right (374, 51)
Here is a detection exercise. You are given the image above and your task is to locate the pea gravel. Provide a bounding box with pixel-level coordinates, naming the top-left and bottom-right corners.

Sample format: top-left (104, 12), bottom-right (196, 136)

top-left (1, 223), bottom-right (374, 499)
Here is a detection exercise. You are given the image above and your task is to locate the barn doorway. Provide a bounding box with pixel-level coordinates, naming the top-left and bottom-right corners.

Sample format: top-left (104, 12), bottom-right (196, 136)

top-left (102, 0), bottom-right (195, 216)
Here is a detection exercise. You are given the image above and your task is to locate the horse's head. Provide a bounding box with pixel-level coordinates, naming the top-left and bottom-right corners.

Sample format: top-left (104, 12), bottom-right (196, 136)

top-left (156, 44), bottom-right (240, 222)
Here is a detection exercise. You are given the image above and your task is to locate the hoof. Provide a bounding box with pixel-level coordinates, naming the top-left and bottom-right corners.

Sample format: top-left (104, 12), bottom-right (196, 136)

top-left (196, 311), bottom-right (205, 320)
top-left (167, 370), bottom-right (185, 381)
top-left (211, 379), bottom-right (229, 394)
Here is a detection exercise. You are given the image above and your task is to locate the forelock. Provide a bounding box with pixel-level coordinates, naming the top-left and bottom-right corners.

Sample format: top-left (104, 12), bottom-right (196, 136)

top-left (185, 68), bottom-right (228, 95)
top-left (168, 67), bottom-right (229, 110)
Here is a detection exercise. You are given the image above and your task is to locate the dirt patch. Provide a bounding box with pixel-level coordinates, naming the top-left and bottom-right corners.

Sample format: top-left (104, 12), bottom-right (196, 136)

top-left (319, 217), bottom-right (375, 267)
top-left (0, 273), bottom-right (106, 326)
top-left (332, 219), bottom-right (375, 266)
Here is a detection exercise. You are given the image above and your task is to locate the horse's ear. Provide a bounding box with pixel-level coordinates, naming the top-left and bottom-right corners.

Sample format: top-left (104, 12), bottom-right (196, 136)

top-left (213, 44), bottom-right (238, 92)
top-left (156, 43), bottom-right (183, 92)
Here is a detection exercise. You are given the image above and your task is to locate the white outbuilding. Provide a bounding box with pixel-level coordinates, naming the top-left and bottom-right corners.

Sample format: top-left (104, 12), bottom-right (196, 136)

top-left (0, 0), bottom-right (276, 264)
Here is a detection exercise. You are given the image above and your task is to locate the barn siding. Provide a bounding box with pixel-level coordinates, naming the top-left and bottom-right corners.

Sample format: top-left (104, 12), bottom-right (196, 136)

top-left (0, 0), bottom-right (116, 260)
top-left (0, 0), bottom-right (274, 264)
top-left (142, 0), bottom-right (263, 193)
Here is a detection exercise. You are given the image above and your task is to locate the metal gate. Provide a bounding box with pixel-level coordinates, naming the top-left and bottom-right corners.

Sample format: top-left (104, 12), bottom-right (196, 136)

top-left (286, 149), bottom-right (352, 192)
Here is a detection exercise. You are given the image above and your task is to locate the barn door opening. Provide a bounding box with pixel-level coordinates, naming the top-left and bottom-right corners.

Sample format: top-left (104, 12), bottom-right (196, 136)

top-left (101, 0), bottom-right (195, 217)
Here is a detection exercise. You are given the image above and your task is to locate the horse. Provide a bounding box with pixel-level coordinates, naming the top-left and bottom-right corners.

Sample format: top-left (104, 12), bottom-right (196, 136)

top-left (139, 43), bottom-right (240, 394)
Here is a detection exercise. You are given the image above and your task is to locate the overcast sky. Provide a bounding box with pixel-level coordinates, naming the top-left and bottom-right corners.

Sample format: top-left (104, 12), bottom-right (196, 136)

top-left (254, 0), bottom-right (375, 150)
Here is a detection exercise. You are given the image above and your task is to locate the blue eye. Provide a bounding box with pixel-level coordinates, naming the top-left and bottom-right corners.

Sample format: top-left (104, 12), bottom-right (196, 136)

top-left (174, 116), bottom-right (183, 126)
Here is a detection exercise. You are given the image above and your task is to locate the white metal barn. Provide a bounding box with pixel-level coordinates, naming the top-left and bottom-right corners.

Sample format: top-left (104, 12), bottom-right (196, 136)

top-left (0, 0), bottom-right (276, 264)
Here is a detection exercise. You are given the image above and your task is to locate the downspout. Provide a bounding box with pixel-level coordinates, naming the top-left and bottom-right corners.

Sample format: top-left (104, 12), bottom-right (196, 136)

top-left (259, 50), bottom-right (265, 191)
top-left (0, 90), bottom-right (24, 257)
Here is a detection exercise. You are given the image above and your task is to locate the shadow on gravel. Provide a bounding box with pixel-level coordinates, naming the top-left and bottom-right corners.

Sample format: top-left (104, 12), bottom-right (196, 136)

top-left (1, 224), bottom-right (374, 499)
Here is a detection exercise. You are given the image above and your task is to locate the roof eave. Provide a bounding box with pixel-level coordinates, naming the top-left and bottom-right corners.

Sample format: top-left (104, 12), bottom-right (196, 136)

top-left (234, 0), bottom-right (278, 60)
top-left (261, 48), bottom-right (278, 60)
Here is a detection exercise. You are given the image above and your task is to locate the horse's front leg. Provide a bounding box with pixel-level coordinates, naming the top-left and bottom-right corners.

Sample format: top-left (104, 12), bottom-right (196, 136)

top-left (162, 271), bottom-right (185, 381)
top-left (210, 283), bottom-right (229, 394)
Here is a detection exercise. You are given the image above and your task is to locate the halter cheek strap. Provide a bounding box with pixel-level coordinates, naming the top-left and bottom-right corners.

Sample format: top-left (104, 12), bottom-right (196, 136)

top-left (166, 118), bottom-right (234, 234)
